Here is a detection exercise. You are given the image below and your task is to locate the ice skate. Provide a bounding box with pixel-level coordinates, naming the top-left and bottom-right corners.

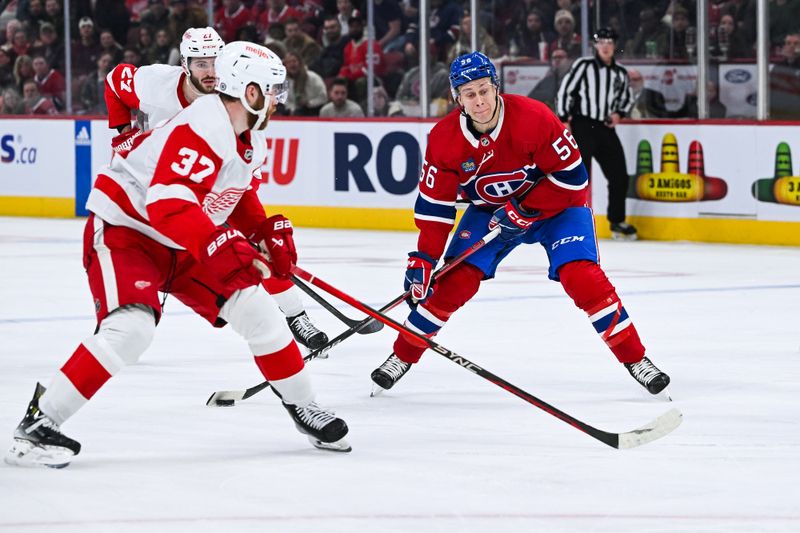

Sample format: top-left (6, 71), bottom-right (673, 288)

top-left (610, 221), bottom-right (638, 241)
top-left (287, 311), bottom-right (329, 353)
top-left (625, 356), bottom-right (671, 395)
top-left (5, 383), bottom-right (81, 469)
top-left (370, 353), bottom-right (412, 396)
top-left (283, 401), bottom-right (351, 452)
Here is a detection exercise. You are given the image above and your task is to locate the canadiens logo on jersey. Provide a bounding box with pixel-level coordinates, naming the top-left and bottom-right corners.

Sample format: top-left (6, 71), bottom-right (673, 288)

top-left (203, 188), bottom-right (247, 216)
top-left (466, 168), bottom-right (537, 205)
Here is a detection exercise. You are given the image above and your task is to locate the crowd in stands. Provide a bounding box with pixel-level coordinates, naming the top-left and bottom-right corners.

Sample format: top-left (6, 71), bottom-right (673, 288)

top-left (0, 0), bottom-right (799, 118)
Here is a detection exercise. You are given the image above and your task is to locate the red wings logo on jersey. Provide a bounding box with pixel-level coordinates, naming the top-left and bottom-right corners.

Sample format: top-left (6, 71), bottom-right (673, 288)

top-left (202, 188), bottom-right (247, 216)
top-left (472, 168), bottom-right (536, 205)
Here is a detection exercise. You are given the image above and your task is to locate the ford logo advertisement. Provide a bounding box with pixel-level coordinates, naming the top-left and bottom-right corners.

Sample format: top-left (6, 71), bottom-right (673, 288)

top-left (725, 69), bottom-right (752, 83)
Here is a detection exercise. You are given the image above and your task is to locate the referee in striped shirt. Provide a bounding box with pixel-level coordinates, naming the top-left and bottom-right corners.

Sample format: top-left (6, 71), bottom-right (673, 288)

top-left (555, 28), bottom-right (637, 239)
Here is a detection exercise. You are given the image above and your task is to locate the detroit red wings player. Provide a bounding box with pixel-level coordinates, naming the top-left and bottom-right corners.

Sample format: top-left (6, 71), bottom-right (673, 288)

top-left (6, 42), bottom-right (351, 468)
top-left (105, 27), bottom-right (224, 138)
top-left (104, 27), bottom-right (330, 352)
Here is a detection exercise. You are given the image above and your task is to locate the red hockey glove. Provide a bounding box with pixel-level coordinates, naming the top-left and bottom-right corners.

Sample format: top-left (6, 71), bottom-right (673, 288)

top-left (111, 127), bottom-right (143, 154)
top-left (254, 215), bottom-right (297, 278)
top-left (404, 251), bottom-right (436, 305)
top-left (488, 197), bottom-right (540, 241)
top-left (203, 228), bottom-right (268, 291)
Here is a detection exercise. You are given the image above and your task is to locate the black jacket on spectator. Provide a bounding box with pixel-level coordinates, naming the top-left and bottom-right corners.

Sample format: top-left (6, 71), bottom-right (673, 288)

top-left (310, 35), bottom-right (350, 79)
top-left (0, 63), bottom-right (14, 90)
top-left (769, 57), bottom-right (800, 120)
top-left (30, 41), bottom-right (65, 72)
top-left (79, 68), bottom-right (108, 113)
top-left (94, 0), bottom-right (132, 45)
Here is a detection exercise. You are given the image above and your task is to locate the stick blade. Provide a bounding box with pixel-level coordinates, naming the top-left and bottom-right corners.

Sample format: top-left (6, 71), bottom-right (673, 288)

top-left (617, 407), bottom-right (683, 449)
top-left (206, 390), bottom-right (243, 407)
top-left (356, 318), bottom-right (384, 334)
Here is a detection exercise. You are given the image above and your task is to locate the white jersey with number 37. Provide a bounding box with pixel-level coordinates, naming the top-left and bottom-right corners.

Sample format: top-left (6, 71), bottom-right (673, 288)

top-left (87, 95), bottom-right (262, 250)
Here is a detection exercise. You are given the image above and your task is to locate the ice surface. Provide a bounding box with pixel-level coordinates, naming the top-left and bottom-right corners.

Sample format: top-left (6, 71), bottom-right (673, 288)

top-left (1, 217), bottom-right (798, 532)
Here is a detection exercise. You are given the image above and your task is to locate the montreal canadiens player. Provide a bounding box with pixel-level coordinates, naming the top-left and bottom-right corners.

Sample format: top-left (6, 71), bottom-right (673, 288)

top-left (370, 52), bottom-right (671, 397)
top-left (6, 42), bottom-right (350, 468)
top-left (105, 27), bottom-right (329, 352)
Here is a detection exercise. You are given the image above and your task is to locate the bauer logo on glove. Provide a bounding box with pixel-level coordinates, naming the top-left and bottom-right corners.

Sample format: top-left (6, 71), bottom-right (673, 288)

top-left (207, 228), bottom-right (246, 256)
top-left (252, 215), bottom-right (297, 278)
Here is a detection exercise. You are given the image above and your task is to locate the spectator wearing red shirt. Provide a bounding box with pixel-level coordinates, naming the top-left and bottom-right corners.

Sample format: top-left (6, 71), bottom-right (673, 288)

top-left (32, 54), bottom-right (65, 106)
top-left (215, 0), bottom-right (253, 42)
top-left (338, 13), bottom-right (384, 106)
top-left (22, 79), bottom-right (57, 114)
top-left (11, 30), bottom-right (31, 58)
top-left (257, 0), bottom-right (304, 38)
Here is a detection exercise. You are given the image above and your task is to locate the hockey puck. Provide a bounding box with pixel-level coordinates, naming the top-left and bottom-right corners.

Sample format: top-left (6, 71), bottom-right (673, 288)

top-left (215, 399), bottom-right (235, 407)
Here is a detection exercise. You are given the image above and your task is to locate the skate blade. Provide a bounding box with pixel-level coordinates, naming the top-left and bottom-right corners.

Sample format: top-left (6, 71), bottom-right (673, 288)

top-left (370, 383), bottom-right (386, 397)
top-left (611, 232), bottom-right (638, 241)
top-left (308, 436), bottom-right (351, 453)
top-left (5, 439), bottom-right (75, 469)
top-left (637, 386), bottom-right (672, 402)
top-left (654, 387), bottom-right (673, 402)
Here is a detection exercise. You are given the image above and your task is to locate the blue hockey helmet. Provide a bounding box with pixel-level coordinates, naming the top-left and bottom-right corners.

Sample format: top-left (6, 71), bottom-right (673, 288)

top-left (449, 51), bottom-right (498, 100)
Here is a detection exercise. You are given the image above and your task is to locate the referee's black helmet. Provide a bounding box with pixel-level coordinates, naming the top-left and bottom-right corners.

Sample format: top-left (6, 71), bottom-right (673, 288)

top-left (593, 27), bottom-right (619, 42)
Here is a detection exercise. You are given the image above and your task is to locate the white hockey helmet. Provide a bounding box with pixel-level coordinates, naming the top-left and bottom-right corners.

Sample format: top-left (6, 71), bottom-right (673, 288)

top-left (215, 41), bottom-right (287, 129)
top-left (180, 27), bottom-right (224, 74)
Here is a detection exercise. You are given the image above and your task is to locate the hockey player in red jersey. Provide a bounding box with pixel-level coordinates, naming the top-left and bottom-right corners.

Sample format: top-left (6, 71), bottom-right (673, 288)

top-left (370, 51), bottom-right (671, 397)
top-left (105, 27), bottom-right (330, 352)
top-left (6, 42), bottom-right (350, 469)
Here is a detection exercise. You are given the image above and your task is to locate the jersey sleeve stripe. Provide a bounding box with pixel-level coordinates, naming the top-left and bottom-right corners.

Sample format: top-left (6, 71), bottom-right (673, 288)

top-left (560, 158), bottom-right (583, 171)
top-left (145, 183), bottom-right (200, 206)
top-left (414, 213), bottom-right (457, 225)
top-left (105, 70), bottom-right (119, 98)
top-left (93, 174), bottom-right (149, 224)
top-left (547, 161), bottom-right (589, 190)
top-left (415, 197), bottom-right (456, 216)
top-left (419, 190), bottom-right (457, 207)
top-left (546, 173), bottom-right (589, 191)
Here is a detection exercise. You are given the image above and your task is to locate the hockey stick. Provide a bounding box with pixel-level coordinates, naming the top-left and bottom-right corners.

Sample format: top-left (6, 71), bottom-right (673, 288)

top-left (206, 228), bottom-right (501, 407)
top-left (290, 265), bottom-right (683, 450)
top-left (291, 275), bottom-right (383, 334)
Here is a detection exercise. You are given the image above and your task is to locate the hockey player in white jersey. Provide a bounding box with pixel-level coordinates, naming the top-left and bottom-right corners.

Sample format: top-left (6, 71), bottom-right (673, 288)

top-left (6, 42), bottom-right (350, 469)
top-left (105, 26), bottom-right (224, 137)
top-left (105, 27), bottom-right (330, 352)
